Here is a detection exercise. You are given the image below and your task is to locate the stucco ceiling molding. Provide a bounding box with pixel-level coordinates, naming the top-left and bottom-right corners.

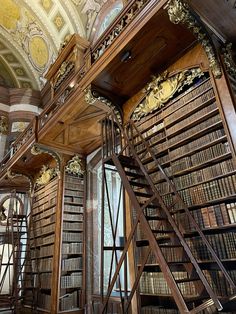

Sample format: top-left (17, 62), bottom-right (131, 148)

top-left (0, 30), bottom-right (40, 89)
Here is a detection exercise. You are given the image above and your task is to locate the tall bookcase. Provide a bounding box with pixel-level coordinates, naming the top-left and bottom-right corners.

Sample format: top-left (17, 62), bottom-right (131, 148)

top-left (23, 169), bottom-right (86, 314)
top-left (131, 72), bottom-right (236, 313)
top-left (26, 177), bottom-right (58, 312)
top-left (59, 173), bottom-right (85, 313)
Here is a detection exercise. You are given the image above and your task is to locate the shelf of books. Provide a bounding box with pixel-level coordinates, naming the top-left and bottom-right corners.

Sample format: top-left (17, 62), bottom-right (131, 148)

top-left (59, 173), bottom-right (85, 313)
top-left (132, 73), bottom-right (236, 313)
top-left (24, 176), bottom-right (58, 312)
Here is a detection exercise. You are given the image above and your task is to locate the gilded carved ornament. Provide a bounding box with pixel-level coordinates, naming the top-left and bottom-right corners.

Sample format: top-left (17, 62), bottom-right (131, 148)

top-left (84, 86), bottom-right (122, 123)
top-left (36, 165), bottom-right (57, 187)
top-left (165, 0), bottom-right (222, 79)
top-left (132, 67), bottom-right (204, 120)
top-left (222, 43), bottom-right (236, 80)
top-left (65, 155), bottom-right (85, 176)
top-left (0, 116), bottom-right (8, 135)
top-left (31, 143), bottom-right (61, 178)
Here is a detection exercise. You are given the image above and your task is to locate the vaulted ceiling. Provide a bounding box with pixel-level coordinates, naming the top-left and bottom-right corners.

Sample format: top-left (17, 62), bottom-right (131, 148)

top-left (0, 0), bottom-right (236, 94)
top-left (0, 0), bottom-right (122, 91)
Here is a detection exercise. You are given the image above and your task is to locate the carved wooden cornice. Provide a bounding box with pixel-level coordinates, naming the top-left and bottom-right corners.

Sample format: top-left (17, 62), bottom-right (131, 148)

top-left (165, 0), bottom-right (222, 79)
top-left (65, 155), bottom-right (85, 177)
top-left (132, 67), bottom-right (204, 120)
top-left (84, 87), bottom-right (122, 123)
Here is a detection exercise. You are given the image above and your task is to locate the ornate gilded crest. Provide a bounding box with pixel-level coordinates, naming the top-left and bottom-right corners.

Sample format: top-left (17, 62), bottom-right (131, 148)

top-left (65, 155), bottom-right (85, 176)
top-left (36, 165), bottom-right (57, 186)
top-left (132, 67), bottom-right (204, 120)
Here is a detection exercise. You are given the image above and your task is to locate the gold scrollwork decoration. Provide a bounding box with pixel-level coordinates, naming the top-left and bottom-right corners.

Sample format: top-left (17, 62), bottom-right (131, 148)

top-left (165, 0), bottom-right (222, 79)
top-left (31, 143), bottom-right (61, 178)
top-left (36, 165), bottom-right (57, 187)
top-left (65, 155), bottom-right (85, 176)
top-left (132, 67), bottom-right (204, 120)
top-left (222, 43), bottom-right (236, 80)
top-left (84, 86), bottom-right (122, 123)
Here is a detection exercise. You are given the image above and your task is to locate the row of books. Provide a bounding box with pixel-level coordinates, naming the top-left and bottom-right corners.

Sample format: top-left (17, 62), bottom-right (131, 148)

top-left (165, 89), bottom-right (215, 127)
top-left (178, 174), bottom-right (236, 206)
top-left (65, 189), bottom-right (83, 197)
top-left (142, 122), bottom-right (164, 139)
top-left (139, 270), bottom-right (236, 297)
top-left (62, 231), bottom-right (83, 242)
top-left (31, 222), bottom-right (55, 237)
top-left (37, 292), bottom-right (51, 310)
top-left (64, 213), bottom-right (83, 221)
top-left (65, 175), bottom-right (84, 185)
top-left (32, 206), bottom-right (56, 222)
top-left (34, 182), bottom-right (58, 203)
top-left (64, 196), bottom-right (83, 204)
top-left (167, 100), bottom-right (217, 136)
top-left (173, 202), bottom-right (236, 231)
top-left (61, 272), bottom-right (82, 289)
top-left (62, 257), bottom-right (83, 271)
top-left (62, 242), bottom-right (83, 255)
top-left (31, 257), bottom-right (53, 272)
top-left (171, 142), bottom-right (231, 174)
top-left (31, 243), bottom-right (54, 258)
top-left (141, 307), bottom-right (178, 314)
top-left (140, 271), bottom-right (198, 296)
top-left (173, 158), bottom-right (234, 190)
top-left (185, 232), bottom-right (236, 260)
top-left (34, 177), bottom-right (58, 197)
top-left (60, 291), bottom-right (79, 311)
top-left (31, 233), bottom-right (55, 247)
top-left (64, 204), bottom-right (83, 213)
top-left (167, 114), bottom-right (221, 147)
top-left (63, 221), bottom-right (83, 230)
top-left (33, 213), bottom-right (56, 228)
top-left (169, 128), bottom-right (225, 160)
top-left (33, 190), bottom-right (57, 209)
top-left (203, 269), bottom-right (236, 296)
top-left (65, 182), bottom-right (84, 191)
top-left (32, 196), bottom-right (57, 214)
top-left (163, 77), bottom-right (211, 117)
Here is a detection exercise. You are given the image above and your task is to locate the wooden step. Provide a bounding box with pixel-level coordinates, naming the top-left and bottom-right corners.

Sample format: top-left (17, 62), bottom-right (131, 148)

top-left (129, 181), bottom-right (149, 188)
top-left (146, 215), bottom-right (166, 221)
top-left (125, 170), bottom-right (144, 178)
top-left (134, 191), bottom-right (153, 198)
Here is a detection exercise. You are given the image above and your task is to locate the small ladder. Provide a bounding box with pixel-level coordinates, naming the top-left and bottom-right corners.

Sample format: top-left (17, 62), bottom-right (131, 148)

top-left (100, 112), bottom-right (236, 314)
top-left (0, 191), bottom-right (37, 313)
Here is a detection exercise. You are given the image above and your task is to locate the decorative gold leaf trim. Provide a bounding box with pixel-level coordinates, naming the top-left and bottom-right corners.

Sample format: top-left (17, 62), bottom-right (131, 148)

top-left (165, 0), bottom-right (222, 79)
top-left (132, 67), bottom-right (204, 120)
top-left (31, 143), bottom-right (61, 178)
top-left (65, 155), bottom-right (85, 176)
top-left (36, 165), bottom-right (57, 187)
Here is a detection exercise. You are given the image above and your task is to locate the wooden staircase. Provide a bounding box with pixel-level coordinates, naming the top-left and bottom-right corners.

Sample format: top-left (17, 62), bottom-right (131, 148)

top-left (100, 112), bottom-right (236, 314)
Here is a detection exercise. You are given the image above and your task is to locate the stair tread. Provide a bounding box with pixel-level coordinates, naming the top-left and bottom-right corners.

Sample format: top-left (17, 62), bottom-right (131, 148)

top-left (125, 171), bottom-right (145, 178)
top-left (146, 215), bottom-right (166, 221)
top-left (129, 181), bottom-right (149, 188)
top-left (134, 191), bottom-right (153, 197)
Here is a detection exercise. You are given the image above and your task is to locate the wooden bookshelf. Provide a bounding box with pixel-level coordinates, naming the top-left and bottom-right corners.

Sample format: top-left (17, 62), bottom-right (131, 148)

top-left (23, 177), bottom-right (58, 312)
top-left (59, 173), bottom-right (85, 313)
top-left (132, 73), bottom-right (236, 312)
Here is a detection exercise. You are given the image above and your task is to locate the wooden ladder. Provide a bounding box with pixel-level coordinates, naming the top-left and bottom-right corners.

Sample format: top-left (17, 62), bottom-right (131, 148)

top-left (100, 112), bottom-right (236, 314)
